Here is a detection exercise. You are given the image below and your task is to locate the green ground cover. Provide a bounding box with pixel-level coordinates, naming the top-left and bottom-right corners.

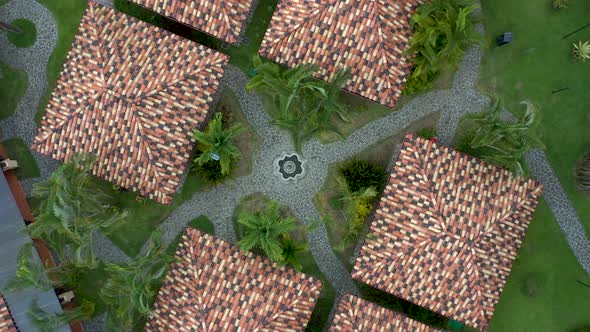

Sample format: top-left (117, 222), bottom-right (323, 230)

top-left (35, 0), bottom-right (88, 123)
top-left (0, 138), bottom-right (40, 179)
top-left (232, 193), bottom-right (336, 332)
top-left (488, 201), bottom-right (590, 332)
top-left (480, 0), bottom-right (590, 235)
top-left (0, 61), bottom-right (27, 120)
top-left (7, 18), bottom-right (37, 48)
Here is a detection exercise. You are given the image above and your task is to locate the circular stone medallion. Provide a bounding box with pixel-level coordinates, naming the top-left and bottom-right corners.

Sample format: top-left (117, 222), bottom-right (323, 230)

top-left (274, 153), bottom-right (306, 182)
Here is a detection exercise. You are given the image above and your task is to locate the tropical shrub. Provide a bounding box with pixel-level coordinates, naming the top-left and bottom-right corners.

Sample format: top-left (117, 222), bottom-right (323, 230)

top-left (572, 41), bottom-right (590, 62)
top-left (553, 0), bottom-right (568, 9)
top-left (280, 235), bottom-right (309, 271)
top-left (3, 243), bottom-right (54, 292)
top-left (192, 112), bottom-right (245, 178)
top-left (575, 152), bottom-right (590, 193)
top-left (334, 176), bottom-right (377, 251)
top-left (29, 298), bottom-right (94, 332)
top-left (237, 201), bottom-right (298, 263)
top-left (404, 0), bottom-right (480, 94)
top-left (340, 159), bottom-right (387, 193)
top-left (461, 98), bottom-right (544, 176)
top-left (99, 231), bottom-right (173, 331)
top-left (247, 56), bottom-right (350, 150)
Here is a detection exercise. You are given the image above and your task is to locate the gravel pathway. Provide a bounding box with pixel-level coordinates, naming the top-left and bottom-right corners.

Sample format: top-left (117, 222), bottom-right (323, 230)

top-left (0, 0), bottom-right (60, 192)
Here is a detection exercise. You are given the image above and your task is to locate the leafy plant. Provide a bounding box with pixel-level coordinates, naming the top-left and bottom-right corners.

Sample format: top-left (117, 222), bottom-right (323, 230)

top-left (192, 112), bottom-right (245, 176)
top-left (340, 159), bottom-right (387, 193)
top-left (28, 154), bottom-right (126, 266)
top-left (28, 298), bottom-right (95, 332)
top-left (575, 152), bottom-right (590, 193)
top-left (237, 201), bottom-right (298, 263)
top-left (334, 176), bottom-right (377, 251)
top-left (280, 235), bottom-right (309, 271)
top-left (3, 243), bottom-right (55, 292)
top-left (462, 98), bottom-right (545, 176)
top-left (99, 231), bottom-right (174, 331)
top-left (572, 41), bottom-right (590, 62)
top-left (552, 0), bottom-right (568, 9)
top-left (405, 0), bottom-right (480, 94)
top-left (247, 56), bottom-right (350, 150)
top-left (416, 127), bottom-right (438, 140)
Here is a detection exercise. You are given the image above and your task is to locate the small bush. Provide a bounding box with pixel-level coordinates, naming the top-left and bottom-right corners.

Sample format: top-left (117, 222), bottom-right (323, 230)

top-left (575, 152), bottom-right (590, 193)
top-left (552, 0), bottom-right (568, 9)
top-left (416, 127), bottom-right (438, 140)
top-left (521, 272), bottom-right (544, 298)
top-left (572, 41), bottom-right (590, 62)
top-left (340, 160), bottom-right (387, 193)
top-left (192, 157), bottom-right (229, 183)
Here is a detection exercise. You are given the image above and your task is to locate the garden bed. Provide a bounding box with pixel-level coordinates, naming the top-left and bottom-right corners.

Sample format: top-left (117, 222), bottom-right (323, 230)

top-left (0, 61), bottom-right (27, 120)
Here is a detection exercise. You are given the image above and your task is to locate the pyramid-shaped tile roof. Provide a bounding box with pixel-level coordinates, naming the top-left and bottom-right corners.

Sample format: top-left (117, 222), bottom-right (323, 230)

top-left (352, 134), bottom-right (543, 330)
top-left (329, 294), bottom-right (440, 331)
top-left (32, 1), bottom-right (228, 204)
top-left (145, 228), bottom-right (322, 331)
top-left (0, 294), bottom-right (17, 332)
top-left (259, 0), bottom-right (423, 108)
top-left (129, 0), bottom-right (255, 44)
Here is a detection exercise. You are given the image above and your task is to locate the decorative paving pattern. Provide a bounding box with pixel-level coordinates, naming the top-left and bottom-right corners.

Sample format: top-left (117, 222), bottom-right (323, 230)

top-left (329, 294), bottom-right (440, 331)
top-left (259, 0), bottom-right (423, 108)
top-left (31, 1), bottom-right (228, 205)
top-left (352, 133), bottom-right (544, 330)
top-left (275, 152), bottom-right (306, 182)
top-left (0, 294), bottom-right (17, 332)
top-left (145, 228), bottom-right (322, 331)
top-left (130, 0), bottom-right (254, 44)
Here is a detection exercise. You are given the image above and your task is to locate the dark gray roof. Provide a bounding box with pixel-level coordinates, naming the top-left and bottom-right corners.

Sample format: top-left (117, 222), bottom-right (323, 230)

top-left (0, 172), bottom-right (69, 332)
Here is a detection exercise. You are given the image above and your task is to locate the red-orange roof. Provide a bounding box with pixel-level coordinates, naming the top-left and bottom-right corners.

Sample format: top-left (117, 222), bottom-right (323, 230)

top-left (0, 294), bottom-right (17, 332)
top-left (146, 228), bottom-right (322, 331)
top-left (32, 2), bottom-right (228, 204)
top-left (259, 0), bottom-right (423, 108)
top-left (352, 133), bottom-right (543, 330)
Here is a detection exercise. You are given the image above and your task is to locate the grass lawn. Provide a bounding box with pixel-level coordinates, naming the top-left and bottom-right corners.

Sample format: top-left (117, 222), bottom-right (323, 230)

top-left (35, 0), bottom-right (88, 123)
top-left (315, 112), bottom-right (440, 270)
top-left (232, 193), bottom-right (336, 331)
top-left (488, 201), bottom-right (590, 332)
top-left (480, 0), bottom-right (590, 235)
top-left (0, 138), bottom-right (40, 179)
top-left (7, 19), bottom-right (37, 48)
top-left (0, 61), bottom-right (27, 120)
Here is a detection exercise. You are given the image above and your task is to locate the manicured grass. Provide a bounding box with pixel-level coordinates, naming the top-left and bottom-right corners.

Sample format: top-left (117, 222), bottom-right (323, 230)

top-left (0, 138), bottom-right (40, 179)
top-left (488, 201), bottom-right (590, 332)
top-left (480, 0), bottom-right (590, 235)
top-left (35, 0), bottom-right (88, 123)
top-left (7, 19), bottom-right (37, 48)
top-left (232, 193), bottom-right (336, 331)
top-left (0, 61), bottom-right (27, 120)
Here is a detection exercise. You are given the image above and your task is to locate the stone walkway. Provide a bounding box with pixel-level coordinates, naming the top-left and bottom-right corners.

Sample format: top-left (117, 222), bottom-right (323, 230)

top-left (1, 1), bottom-right (589, 330)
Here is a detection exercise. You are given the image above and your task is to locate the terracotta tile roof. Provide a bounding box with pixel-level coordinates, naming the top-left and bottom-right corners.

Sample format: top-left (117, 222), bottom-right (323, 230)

top-left (129, 0), bottom-right (254, 44)
top-left (329, 294), bottom-right (440, 331)
top-left (32, 1), bottom-right (228, 205)
top-left (0, 294), bottom-right (17, 332)
top-left (352, 133), bottom-right (543, 331)
top-left (259, 0), bottom-right (423, 108)
top-left (145, 228), bottom-right (322, 331)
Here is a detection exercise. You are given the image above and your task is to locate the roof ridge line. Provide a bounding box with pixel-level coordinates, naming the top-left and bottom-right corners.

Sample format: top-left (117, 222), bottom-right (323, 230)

top-left (131, 104), bottom-right (165, 195)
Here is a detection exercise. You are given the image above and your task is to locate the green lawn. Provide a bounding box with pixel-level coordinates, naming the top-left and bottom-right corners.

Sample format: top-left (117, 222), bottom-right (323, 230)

top-left (35, 0), bottom-right (87, 123)
top-left (232, 193), bottom-right (336, 331)
top-left (489, 201), bottom-right (590, 332)
top-left (480, 0), bottom-right (590, 235)
top-left (1, 138), bottom-right (40, 179)
top-left (0, 61), bottom-right (27, 120)
top-left (7, 19), bottom-right (37, 48)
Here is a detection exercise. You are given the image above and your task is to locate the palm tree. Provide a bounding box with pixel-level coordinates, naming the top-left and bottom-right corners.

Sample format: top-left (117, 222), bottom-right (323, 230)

top-left (405, 0), bottom-right (480, 92)
top-left (3, 243), bottom-right (55, 292)
top-left (28, 154), bottom-right (126, 266)
top-left (99, 231), bottom-right (173, 331)
top-left (572, 41), bottom-right (590, 62)
top-left (237, 202), bottom-right (298, 263)
top-left (334, 176), bottom-right (377, 251)
top-left (280, 235), bottom-right (309, 271)
top-left (247, 56), bottom-right (350, 150)
top-left (464, 98), bottom-right (545, 176)
top-left (28, 298), bottom-right (95, 332)
top-left (192, 112), bottom-right (245, 176)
